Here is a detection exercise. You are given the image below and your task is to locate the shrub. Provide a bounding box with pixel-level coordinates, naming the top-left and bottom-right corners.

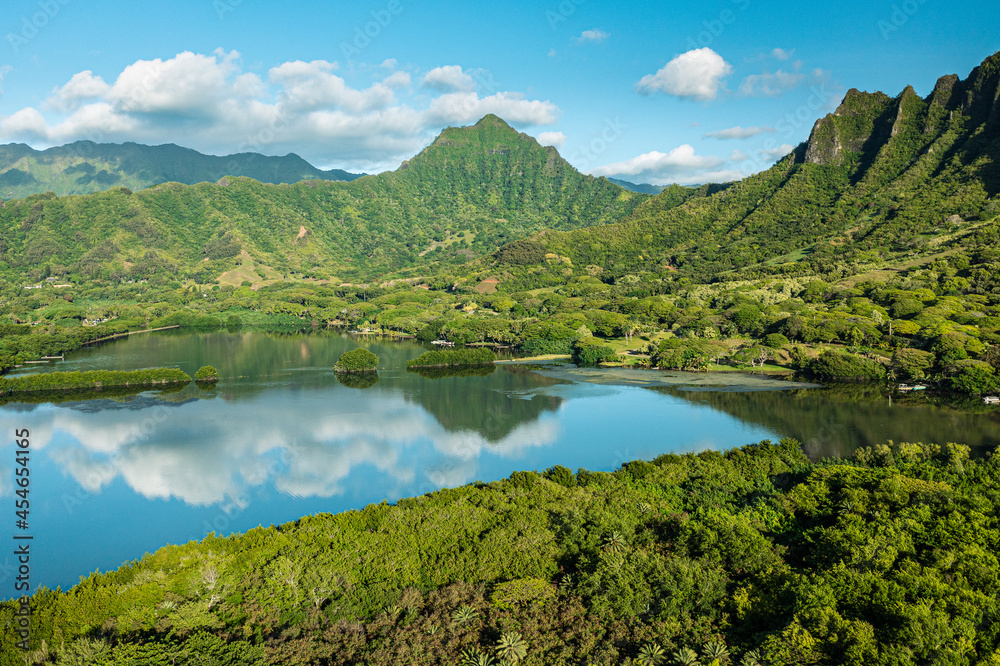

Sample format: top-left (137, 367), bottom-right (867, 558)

top-left (763, 333), bottom-right (790, 349)
top-left (807, 350), bottom-right (886, 380)
top-left (406, 348), bottom-right (496, 368)
top-left (194, 365), bottom-right (219, 382)
top-left (572, 338), bottom-right (618, 367)
top-left (335, 348), bottom-right (379, 373)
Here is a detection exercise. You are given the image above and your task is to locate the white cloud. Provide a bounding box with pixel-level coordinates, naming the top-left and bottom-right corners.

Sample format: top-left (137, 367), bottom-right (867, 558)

top-left (270, 59), bottom-right (394, 113)
top-left (5, 392), bottom-right (559, 507)
top-left (589, 144), bottom-right (727, 184)
top-left (739, 69), bottom-right (804, 97)
top-left (0, 51), bottom-right (561, 173)
top-left (536, 131), bottom-right (566, 149)
top-left (425, 91), bottom-right (559, 126)
top-left (636, 48), bottom-right (732, 101)
top-left (422, 65), bottom-right (476, 92)
top-left (771, 48), bottom-right (794, 61)
top-left (576, 29), bottom-right (610, 44)
top-left (46, 71), bottom-right (111, 112)
top-left (0, 107), bottom-right (48, 138)
top-left (548, 48), bottom-right (557, 57)
top-left (739, 63), bottom-right (830, 98)
top-left (380, 58), bottom-right (398, 70)
top-left (730, 149), bottom-right (749, 161)
top-left (382, 71), bottom-right (411, 89)
top-left (760, 143), bottom-right (796, 161)
top-left (704, 125), bottom-right (777, 140)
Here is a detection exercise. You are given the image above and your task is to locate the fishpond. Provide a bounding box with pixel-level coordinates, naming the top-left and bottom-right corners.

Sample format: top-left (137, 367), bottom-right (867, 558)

top-left (1, 330), bottom-right (997, 598)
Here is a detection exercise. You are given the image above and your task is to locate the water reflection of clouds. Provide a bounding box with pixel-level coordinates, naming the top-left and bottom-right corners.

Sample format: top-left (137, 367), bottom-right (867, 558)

top-left (0, 392), bottom-right (560, 507)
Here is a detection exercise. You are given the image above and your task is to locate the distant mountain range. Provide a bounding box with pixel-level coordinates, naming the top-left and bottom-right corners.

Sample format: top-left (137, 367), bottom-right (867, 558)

top-left (607, 178), bottom-right (668, 195)
top-left (0, 141), bottom-right (363, 200)
top-left (0, 115), bottom-right (645, 282)
top-left (1, 50), bottom-right (998, 288)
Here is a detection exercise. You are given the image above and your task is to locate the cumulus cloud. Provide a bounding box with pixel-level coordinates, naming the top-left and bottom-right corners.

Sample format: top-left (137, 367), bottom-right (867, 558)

top-left (589, 144), bottom-right (734, 185)
top-left (704, 125), bottom-right (777, 140)
top-left (0, 51), bottom-right (561, 173)
top-left (422, 65), bottom-right (476, 92)
top-left (536, 131), bottom-right (566, 149)
top-left (46, 71), bottom-right (111, 112)
top-left (636, 48), bottom-right (732, 101)
top-left (425, 91), bottom-right (559, 126)
top-left (576, 29), bottom-right (609, 44)
top-left (771, 48), bottom-right (794, 61)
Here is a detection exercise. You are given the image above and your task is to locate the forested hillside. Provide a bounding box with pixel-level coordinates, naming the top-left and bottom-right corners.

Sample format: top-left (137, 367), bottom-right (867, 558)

top-left (0, 116), bottom-right (646, 282)
top-left (0, 141), bottom-right (361, 200)
top-left (512, 51), bottom-right (1000, 284)
top-left (3, 439), bottom-right (998, 665)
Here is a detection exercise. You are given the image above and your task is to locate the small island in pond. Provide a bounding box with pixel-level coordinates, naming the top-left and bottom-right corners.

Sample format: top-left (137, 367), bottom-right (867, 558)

top-left (0, 368), bottom-right (191, 394)
top-left (334, 348), bottom-right (380, 374)
top-left (406, 348), bottom-right (496, 369)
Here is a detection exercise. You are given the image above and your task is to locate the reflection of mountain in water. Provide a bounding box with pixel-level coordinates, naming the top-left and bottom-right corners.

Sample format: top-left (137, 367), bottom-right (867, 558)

top-left (402, 364), bottom-right (565, 443)
top-left (658, 384), bottom-right (1000, 460)
top-left (8, 331), bottom-right (568, 444)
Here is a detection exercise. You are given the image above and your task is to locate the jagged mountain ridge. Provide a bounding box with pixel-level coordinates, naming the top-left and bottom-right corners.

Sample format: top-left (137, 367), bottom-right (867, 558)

top-left (512, 51), bottom-right (1000, 282)
top-left (0, 141), bottom-right (364, 200)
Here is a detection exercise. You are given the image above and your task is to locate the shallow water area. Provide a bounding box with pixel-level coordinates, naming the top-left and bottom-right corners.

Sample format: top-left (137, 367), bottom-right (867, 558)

top-left (1, 330), bottom-right (996, 598)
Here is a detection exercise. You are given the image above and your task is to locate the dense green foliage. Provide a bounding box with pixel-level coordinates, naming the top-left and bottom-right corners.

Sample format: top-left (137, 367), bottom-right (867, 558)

top-left (333, 348), bottom-right (380, 373)
top-left (4, 439), bottom-right (1000, 665)
top-left (406, 348), bottom-right (496, 368)
top-left (0, 141), bottom-right (360, 200)
top-left (0, 367), bottom-right (190, 392)
top-left (193, 365), bottom-right (219, 382)
top-left (0, 116), bottom-right (644, 282)
top-left (571, 337), bottom-right (619, 366)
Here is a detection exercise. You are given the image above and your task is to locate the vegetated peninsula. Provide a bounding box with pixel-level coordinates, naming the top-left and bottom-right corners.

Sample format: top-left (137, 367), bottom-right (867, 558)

top-left (1, 439), bottom-right (997, 664)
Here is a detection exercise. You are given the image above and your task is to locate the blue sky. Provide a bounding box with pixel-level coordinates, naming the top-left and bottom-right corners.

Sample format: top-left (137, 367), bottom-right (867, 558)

top-left (0, 0), bottom-right (997, 184)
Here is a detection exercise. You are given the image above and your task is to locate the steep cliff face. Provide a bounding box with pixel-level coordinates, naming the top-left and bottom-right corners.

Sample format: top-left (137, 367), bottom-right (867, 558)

top-left (799, 51), bottom-right (1000, 195)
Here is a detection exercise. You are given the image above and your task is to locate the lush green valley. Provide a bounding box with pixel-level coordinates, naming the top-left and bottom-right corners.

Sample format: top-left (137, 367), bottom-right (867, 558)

top-left (2, 52), bottom-right (1000, 666)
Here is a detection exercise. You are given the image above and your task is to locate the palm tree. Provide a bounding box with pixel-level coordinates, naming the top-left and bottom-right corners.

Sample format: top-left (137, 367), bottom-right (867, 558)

top-left (602, 531), bottom-right (627, 554)
top-left (673, 647), bottom-right (702, 666)
top-left (739, 649), bottom-right (763, 666)
top-left (702, 640), bottom-right (730, 663)
top-left (636, 642), bottom-right (667, 665)
top-left (460, 649), bottom-right (496, 666)
top-left (451, 604), bottom-right (478, 625)
top-left (495, 632), bottom-right (529, 663)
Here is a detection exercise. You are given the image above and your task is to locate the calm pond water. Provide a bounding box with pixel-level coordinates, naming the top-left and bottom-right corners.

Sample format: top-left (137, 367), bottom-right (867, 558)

top-left (1, 330), bottom-right (997, 598)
